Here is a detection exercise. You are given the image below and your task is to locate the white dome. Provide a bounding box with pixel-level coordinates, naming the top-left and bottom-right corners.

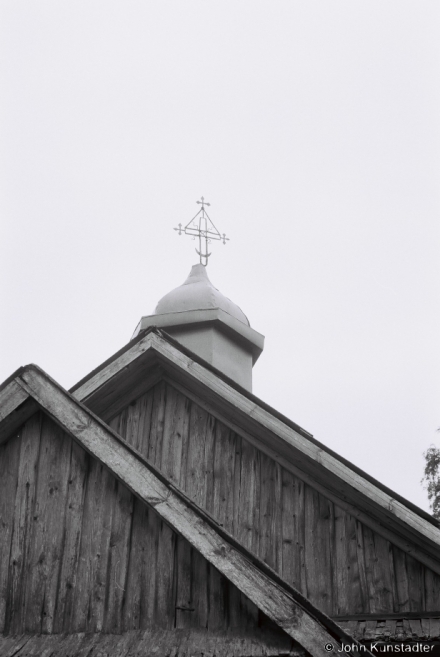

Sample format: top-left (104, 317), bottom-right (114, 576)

top-left (155, 264), bottom-right (250, 326)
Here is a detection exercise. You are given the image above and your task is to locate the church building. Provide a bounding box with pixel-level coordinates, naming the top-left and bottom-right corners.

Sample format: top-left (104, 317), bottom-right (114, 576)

top-left (1, 204), bottom-right (440, 656)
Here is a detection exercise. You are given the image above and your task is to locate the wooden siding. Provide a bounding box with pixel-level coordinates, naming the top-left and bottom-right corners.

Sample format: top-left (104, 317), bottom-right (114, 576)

top-left (110, 381), bottom-right (440, 616)
top-left (0, 412), bottom-right (281, 636)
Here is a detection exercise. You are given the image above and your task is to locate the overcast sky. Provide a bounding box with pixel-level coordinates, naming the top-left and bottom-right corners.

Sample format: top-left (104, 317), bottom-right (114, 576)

top-left (1, 2), bottom-right (439, 513)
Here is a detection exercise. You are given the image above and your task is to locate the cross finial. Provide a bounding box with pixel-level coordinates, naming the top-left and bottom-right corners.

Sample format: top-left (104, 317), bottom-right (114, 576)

top-left (174, 198), bottom-right (229, 266)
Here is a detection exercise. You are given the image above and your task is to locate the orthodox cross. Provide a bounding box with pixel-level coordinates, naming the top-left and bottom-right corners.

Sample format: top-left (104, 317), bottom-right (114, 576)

top-left (174, 197), bottom-right (229, 266)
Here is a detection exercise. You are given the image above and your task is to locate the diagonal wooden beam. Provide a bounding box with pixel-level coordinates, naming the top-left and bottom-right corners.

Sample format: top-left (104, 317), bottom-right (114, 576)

top-left (0, 378), bottom-right (39, 446)
top-left (15, 365), bottom-right (366, 657)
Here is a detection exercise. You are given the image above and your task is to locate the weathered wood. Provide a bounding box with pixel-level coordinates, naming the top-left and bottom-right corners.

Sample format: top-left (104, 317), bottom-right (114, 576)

top-left (425, 567), bottom-right (440, 611)
top-left (333, 503), bottom-right (349, 616)
top-left (237, 438), bottom-right (260, 554)
top-left (23, 415), bottom-right (72, 633)
top-left (53, 441), bottom-right (88, 633)
top-left (280, 468), bottom-right (296, 589)
top-left (68, 331), bottom-right (440, 566)
top-left (154, 518), bottom-right (175, 629)
top-left (174, 534), bottom-right (193, 629)
top-left (147, 381), bottom-right (166, 468)
top-left (345, 512), bottom-right (364, 615)
top-left (6, 413), bottom-right (42, 634)
top-left (0, 430), bottom-right (21, 632)
top-left (355, 521), bottom-right (370, 614)
top-left (185, 403), bottom-right (209, 509)
top-left (160, 385), bottom-right (181, 483)
top-left (108, 380), bottom-right (440, 617)
top-left (163, 375), bottom-right (440, 578)
top-left (0, 380), bottom-right (29, 425)
top-left (14, 366), bottom-right (358, 655)
top-left (0, 627), bottom-right (303, 657)
top-left (0, 394), bottom-right (39, 447)
top-left (211, 420), bottom-right (235, 533)
top-left (104, 479), bottom-right (134, 633)
top-left (392, 544), bottom-right (408, 612)
top-left (122, 497), bottom-right (147, 630)
top-left (406, 553), bottom-right (425, 612)
top-left (1, 411), bottom-right (302, 639)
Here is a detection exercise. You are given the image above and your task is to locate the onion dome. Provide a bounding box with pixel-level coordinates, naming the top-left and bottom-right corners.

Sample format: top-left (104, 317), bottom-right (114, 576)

top-left (132, 264), bottom-right (264, 392)
top-left (155, 264), bottom-right (249, 326)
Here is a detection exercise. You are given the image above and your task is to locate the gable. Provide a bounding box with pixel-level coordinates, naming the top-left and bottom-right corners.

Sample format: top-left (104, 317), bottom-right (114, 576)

top-left (106, 380), bottom-right (440, 617)
top-left (0, 410), bottom-right (297, 648)
top-left (70, 328), bottom-right (440, 570)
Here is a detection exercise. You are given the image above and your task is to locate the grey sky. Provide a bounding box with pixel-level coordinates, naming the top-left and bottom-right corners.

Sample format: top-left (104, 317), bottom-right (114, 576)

top-left (1, 1), bottom-right (439, 512)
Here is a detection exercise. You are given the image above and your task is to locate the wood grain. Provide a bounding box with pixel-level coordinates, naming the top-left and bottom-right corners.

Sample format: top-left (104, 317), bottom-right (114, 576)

top-left (109, 380), bottom-right (440, 617)
top-left (10, 367), bottom-right (354, 655)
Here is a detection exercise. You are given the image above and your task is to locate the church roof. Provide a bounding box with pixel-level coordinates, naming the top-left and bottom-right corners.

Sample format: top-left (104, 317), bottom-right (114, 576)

top-left (68, 326), bottom-right (440, 547)
top-left (0, 363), bottom-right (361, 656)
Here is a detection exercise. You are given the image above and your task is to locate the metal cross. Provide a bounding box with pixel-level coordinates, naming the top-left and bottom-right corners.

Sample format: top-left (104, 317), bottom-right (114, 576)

top-left (174, 197), bottom-right (229, 266)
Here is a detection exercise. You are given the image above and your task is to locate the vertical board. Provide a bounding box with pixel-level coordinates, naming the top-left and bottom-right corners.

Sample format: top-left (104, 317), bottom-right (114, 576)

top-left (0, 412), bottom-right (284, 635)
top-left (93, 381), bottom-right (440, 617)
top-left (0, 431), bottom-right (22, 633)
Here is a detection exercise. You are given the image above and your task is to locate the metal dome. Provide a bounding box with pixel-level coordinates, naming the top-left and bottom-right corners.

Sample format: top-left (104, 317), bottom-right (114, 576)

top-left (155, 264), bottom-right (250, 327)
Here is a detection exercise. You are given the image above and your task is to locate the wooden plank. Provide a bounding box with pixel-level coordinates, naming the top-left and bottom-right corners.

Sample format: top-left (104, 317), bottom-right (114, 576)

top-left (147, 381), bottom-right (167, 469)
top-left (280, 468), bottom-right (297, 589)
top-left (174, 534), bottom-right (194, 629)
top-left (90, 466), bottom-right (117, 632)
top-left (207, 562), bottom-right (226, 631)
top-left (70, 459), bottom-right (115, 632)
top-left (0, 380), bottom-right (29, 425)
top-left (0, 396), bottom-right (39, 447)
top-left (303, 485), bottom-right (320, 607)
top-left (333, 503), bottom-right (349, 616)
top-left (164, 376), bottom-right (440, 578)
top-left (362, 525), bottom-right (378, 613)
top-left (237, 438), bottom-right (260, 554)
top-left (53, 440), bottom-right (88, 633)
top-left (191, 548), bottom-right (209, 628)
top-left (316, 493), bottom-right (334, 615)
top-left (355, 521), bottom-right (370, 614)
top-left (424, 566), bottom-right (440, 611)
top-left (203, 412), bottom-right (217, 520)
top-left (161, 384), bottom-right (190, 485)
top-left (17, 366), bottom-right (360, 656)
top-left (123, 388), bottom-right (155, 455)
top-left (369, 532), bottom-right (394, 613)
top-left (154, 518), bottom-right (175, 629)
top-left (296, 478), bottom-right (307, 596)
top-left (259, 454), bottom-right (281, 572)
top-left (6, 412), bottom-right (42, 634)
top-left (140, 505), bottom-right (160, 628)
top-left (103, 478), bottom-right (134, 633)
top-left (122, 497), bottom-right (148, 630)
top-left (392, 544), bottom-right (410, 612)
top-left (0, 428), bottom-right (22, 631)
top-left (184, 402), bottom-right (209, 509)
top-left (406, 553), bottom-right (425, 611)
top-left (30, 416), bottom-right (72, 634)
top-left (145, 334), bottom-right (440, 549)
top-left (70, 331), bottom-right (440, 562)
top-left (344, 512), bottom-right (364, 615)
top-left (211, 421), bottom-right (236, 533)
